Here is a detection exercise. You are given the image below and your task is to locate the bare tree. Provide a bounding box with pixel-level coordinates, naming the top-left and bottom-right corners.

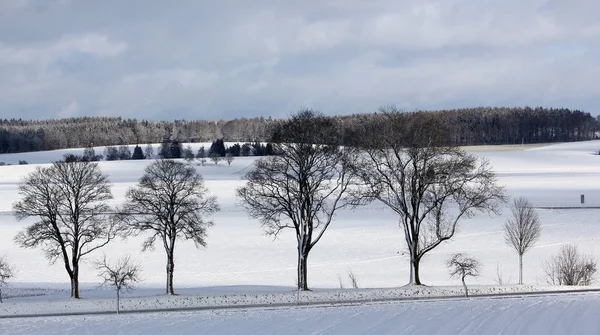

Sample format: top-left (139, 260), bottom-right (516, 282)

top-left (544, 244), bottom-right (596, 286)
top-left (120, 159), bottom-right (219, 295)
top-left (183, 145), bottom-right (195, 162)
top-left (95, 255), bottom-right (141, 314)
top-left (0, 256), bottom-right (14, 303)
top-left (144, 143), bottom-right (154, 159)
top-left (225, 152), bottom-right (234, 166)
top-left (237, 110), bottom-right (357, 291)
top-left (447, 253), bottom-right (481, 297)
top-left (503, 197), bottom-right (541, 284)
top-left (13, 161), bottom-right (117, 298)
top-left (210, 152), bottom-right (222, 166)
top-left (196, 147), bottom-right (206, 166)
top-left (347, 269), bottom-right (359, 289)
top-left (350, 108), bottom-right (505, 285)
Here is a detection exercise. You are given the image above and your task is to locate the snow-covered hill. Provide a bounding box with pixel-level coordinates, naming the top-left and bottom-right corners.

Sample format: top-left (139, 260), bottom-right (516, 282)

top-left (2, 140), bottom-right (600, 333)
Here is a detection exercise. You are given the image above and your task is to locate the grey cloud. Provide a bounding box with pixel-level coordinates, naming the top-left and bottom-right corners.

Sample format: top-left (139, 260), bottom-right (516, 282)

top-left (0, 0), bottom-right (599, 121)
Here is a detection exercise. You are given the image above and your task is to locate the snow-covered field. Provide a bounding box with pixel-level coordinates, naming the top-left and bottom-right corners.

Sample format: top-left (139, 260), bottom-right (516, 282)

top-left (2, 140), bottom-right (600, 333)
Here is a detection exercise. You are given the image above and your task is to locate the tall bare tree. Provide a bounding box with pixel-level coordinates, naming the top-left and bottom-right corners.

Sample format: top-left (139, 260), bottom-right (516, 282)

top-left (237, 110), bottom-right (357, 291)
top-left (120, 159), bottom-right (219, 295)
top-left (0, 256), bottom-right (14, 303)
top-left (350, 108), bottom-right (506, 285)
top-left (95, 255), bottom-right (142, 314)
top-left (13, 161), bottom-right (117, 298)
top-left (503, 197), bottom-right (541, 284)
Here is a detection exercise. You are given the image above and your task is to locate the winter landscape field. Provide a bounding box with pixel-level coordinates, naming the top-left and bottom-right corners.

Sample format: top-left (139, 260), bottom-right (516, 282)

top-left (1, 140), bottom-right (600, 334)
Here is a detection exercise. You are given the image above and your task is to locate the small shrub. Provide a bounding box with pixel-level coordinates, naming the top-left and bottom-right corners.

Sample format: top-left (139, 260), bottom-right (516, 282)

top-left (544, 244), bottom-right (596, 286)
top-left (18, 160), bottom-right (28, 165)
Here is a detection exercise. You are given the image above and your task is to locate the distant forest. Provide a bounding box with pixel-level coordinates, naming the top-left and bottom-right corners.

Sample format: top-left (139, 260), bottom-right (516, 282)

top-left (0, 106), bottom-right (597, 154)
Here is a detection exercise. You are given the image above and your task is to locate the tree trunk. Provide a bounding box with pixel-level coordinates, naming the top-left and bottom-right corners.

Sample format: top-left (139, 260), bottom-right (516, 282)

top-left (71, 265), bottom-right (80, 299)
top-left (519, 254), bottom-right (523, 285)
top-left (116, 289), bottom-right (120, 314)
top-left (297, 249), bottom-right (309, 291)
top-left (409, 257), bottom-right (422, 285)
top-left (166, 253), bottom-right (175, 295)
top-left (462, 275), bottom-right (468, 297)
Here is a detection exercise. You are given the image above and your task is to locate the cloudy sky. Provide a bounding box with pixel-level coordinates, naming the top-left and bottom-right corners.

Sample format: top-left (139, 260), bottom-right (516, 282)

top-left (0, 0), bottom-right (598, 120)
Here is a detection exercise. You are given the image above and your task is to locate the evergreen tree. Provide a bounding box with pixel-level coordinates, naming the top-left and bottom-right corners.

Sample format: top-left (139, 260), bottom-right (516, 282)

top-left (83, 145), bottom-right (97, 161)
top-left (210, 139), bottom-right (226, 157)
top-left (241, 143), bottom-right (252, 156)
top-left (105, 146), bottom-right (119, 161)
top-left (117, 145), bottom-right (132, 160)
top-left (159, 140), bottom-right (171, 159)
top-left (228, 143), bottom-right (241, 156)
top-left (132, 145), bottom-right (145, 160)
top-left (265, 143), bottom-right (274, 156)
top-left (171, 140), bottom-right (182, 159)
top-left (183, 145), bottom-right (195, 162)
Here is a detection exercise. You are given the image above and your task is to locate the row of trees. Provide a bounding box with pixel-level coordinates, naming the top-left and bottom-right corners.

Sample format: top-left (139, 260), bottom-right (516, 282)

top-left (238, 109), bottom-right (506, 289)
top-left (8, 108), bottom-right (596, 300)
top-left (0, 107), bottom-right (597, 154)
top-left (0, 116), bottom-right (271, 154)
top-left (13, 159), bottom-right (218, 298)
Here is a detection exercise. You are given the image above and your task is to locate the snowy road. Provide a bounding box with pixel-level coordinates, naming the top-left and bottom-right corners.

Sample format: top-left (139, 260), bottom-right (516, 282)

top-left (2, 293), bottom-right (599, 334)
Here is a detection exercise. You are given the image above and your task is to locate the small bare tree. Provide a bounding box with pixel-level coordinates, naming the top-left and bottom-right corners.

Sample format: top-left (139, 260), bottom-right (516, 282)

top-left (120, 159), bottom-right (219, 295)
top-left (503, 197), bottom-right (541, 284)
top-left (544, 245), bottom-right (596, 286)
top-left (225, 153), bottom-right (234, 166)
top-left (13, 161), bottom-right (117, 298)
top-left (0, 257), bottom-right (15, 303)
top-left (447, 253), bottom-right (481, 297)
top-left (210, 153), bottom-right (222, 166)
top-left (95, 255), bottom-right (141, 314)
top-left (347, 269), bottom-right (359, 289)
top-left (196, 147), bottom-right (207, 166)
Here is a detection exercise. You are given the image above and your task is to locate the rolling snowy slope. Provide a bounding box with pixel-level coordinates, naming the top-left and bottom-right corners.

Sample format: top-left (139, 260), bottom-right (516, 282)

top-left (1, 140), bottom-right (600, 290)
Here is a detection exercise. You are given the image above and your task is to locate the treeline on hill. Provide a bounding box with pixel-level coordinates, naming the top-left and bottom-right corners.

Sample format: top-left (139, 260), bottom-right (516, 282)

top-left (0, 107), bottom-right (597, 154)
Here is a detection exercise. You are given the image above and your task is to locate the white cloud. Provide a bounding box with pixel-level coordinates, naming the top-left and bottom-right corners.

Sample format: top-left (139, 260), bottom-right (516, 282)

top-left (0, 33), bottom-right (127, 66)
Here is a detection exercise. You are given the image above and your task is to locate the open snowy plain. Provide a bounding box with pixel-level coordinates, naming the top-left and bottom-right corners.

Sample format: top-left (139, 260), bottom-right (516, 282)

top-left (1, 140), bottom-right (600, 334)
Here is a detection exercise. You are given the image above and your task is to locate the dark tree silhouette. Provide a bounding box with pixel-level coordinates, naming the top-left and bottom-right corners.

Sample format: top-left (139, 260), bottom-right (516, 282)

top-left (350, 108), bottom-right (506, 285)
top-left (237, 110), bottom-right (358, 291)
top-left (120, 159), bottom-right (219, 295)
top-left (132, 145), bottom-right (145, 160)
top-left (13, 161), bottom-right (117, 298)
